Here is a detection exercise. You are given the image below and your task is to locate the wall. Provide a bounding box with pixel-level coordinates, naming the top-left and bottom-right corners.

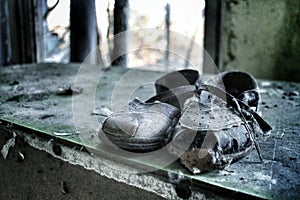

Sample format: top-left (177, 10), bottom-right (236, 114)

top-left (220, 0), bottom-right (300, 81)
top-left (0, 128), bottom-right (165, 200)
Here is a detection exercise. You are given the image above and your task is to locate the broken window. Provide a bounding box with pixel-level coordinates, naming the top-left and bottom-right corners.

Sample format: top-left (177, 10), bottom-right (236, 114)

top-left (42, 0), bottom-right (206, 71)
top-left (1, 0), bottom-right (221, 72)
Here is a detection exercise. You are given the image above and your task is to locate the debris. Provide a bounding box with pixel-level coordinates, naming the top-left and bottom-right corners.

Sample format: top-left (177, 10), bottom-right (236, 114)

top-left (48, 139), bottom-right (55, 144)
top-left (167, 171), bottom-right (186, 184)
top-left (60, 181), bottom-right (69, 195)
top-left (6, 93), bottom-right (49, 102)
top-left (52, 143), bottom-right (62, 156)
top-left (17, 151), bottom-right (25, 162)
top-left (9, 80), bottom-right (19, 86)
top-left (276, 85), bottom-right (283, 90)
top-left (57, 86), bottom-right (83, 96)
top-left (289, 157), bottom-right (296, 161)
top-left (53, 132), bottom-right (74, 136)
top-left (284, 91), bottom-right (299, 97)
top-left (224, 169), bottom-right (235, 173)
top-left (271, 179), bottom-right (277, 185)
top-left (39, 114), bottom-right (55, 120)
top-left (175, 180), bottom-right (192, 199)
top-left (92, 106), bottom-right (113, 117)
top-left (261, 81), bottom-right (272, 87)
top-left (1, 132), bottom-right (17, 159)
top-left (6, 95), bottom-right (20, 102)
top-left (79, 146), bottom-right (85, 151)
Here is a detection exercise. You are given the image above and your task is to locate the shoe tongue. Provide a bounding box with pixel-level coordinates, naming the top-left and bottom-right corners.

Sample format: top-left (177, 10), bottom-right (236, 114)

top-left (155, 69), bottom-right (199, 94)
top-left (203, 71), bottom-right (259, 108)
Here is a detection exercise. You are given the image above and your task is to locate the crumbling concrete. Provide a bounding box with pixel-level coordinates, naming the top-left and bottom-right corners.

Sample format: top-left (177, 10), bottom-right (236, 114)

top-left (0, 64), bottom-right (299, 199)
top-left (0, 128), bottom-right (165, 200)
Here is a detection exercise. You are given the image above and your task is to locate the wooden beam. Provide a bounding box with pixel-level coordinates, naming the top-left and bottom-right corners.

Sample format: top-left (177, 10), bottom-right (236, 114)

top-left (203, 0), bottom-right (222, 74)
top-left (70, 0), bottom-right (101, 64)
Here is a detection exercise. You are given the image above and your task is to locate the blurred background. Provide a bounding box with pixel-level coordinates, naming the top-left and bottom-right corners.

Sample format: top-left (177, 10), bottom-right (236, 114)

top-left (0, 0), bottom-right (299, 81)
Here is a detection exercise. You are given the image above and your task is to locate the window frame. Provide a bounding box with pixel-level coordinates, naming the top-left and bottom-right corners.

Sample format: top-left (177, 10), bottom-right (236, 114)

top-left (203, 0), bottom-right (223, 73)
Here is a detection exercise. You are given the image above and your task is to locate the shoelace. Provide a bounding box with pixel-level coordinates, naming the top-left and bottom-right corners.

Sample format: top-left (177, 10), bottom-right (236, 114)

top-left (197, 84), bottom-right (272, 162)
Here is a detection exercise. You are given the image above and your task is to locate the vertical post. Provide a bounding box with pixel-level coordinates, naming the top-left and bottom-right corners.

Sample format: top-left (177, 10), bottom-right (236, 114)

top-left (0, 2), bottom-right (1, 66)
top-left (70, 0), bottom-right (101, 64)
top-left (34, 0), bottom-right (45, 63)
top-left (0, 0), bottom-right (46, 65)
top-left (106, 1), bottom-right (113, 59)
top-left (203, 0), bottom-right (222, 74)
top-left (112, 0), bottom-right (129, 66)
top-left (165, 3), bottom-right (170, 67)
top-left (7, 0), bottom-right (37, 64)
top-left (0, 0), bottom-right (12, 66)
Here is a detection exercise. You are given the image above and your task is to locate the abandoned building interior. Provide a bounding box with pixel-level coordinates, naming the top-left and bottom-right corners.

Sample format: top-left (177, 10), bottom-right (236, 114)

top-left (0, 0), bottom-right (299, 199)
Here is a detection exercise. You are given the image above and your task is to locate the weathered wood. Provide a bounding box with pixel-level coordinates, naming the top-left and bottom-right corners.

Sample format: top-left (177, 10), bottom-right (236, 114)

top-left (112, 0), bottom-right (129, 66)
top-left (203, 0), bottom-right (222, 74)
top-left (0, 0), bottom-right (50, 65)
top-left (8, 0), bottom-right (38, 64)
top-left (70, 0), bottom-right (101, 64)
top-left (34, 0), bottom-right (45, 63)
top-left (165, 3), bottom-right (170, 67)
top-left (0, 0), bottom-right (12, 66)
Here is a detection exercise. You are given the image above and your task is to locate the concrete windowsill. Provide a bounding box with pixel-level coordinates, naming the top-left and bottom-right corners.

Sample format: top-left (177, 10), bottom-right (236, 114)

top-left (0, 63), bottom-right (299, 199)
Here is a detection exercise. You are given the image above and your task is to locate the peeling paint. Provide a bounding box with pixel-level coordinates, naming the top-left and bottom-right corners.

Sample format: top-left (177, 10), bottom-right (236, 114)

top-left (221, 0), bottom-right (300, 81)
top-left (1, 132), bottom-right (16, 159)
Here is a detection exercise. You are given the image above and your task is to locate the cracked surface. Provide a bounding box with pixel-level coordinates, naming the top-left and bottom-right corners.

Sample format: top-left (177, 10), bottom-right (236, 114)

top-left (0, 64), bottom-right (299, 199)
